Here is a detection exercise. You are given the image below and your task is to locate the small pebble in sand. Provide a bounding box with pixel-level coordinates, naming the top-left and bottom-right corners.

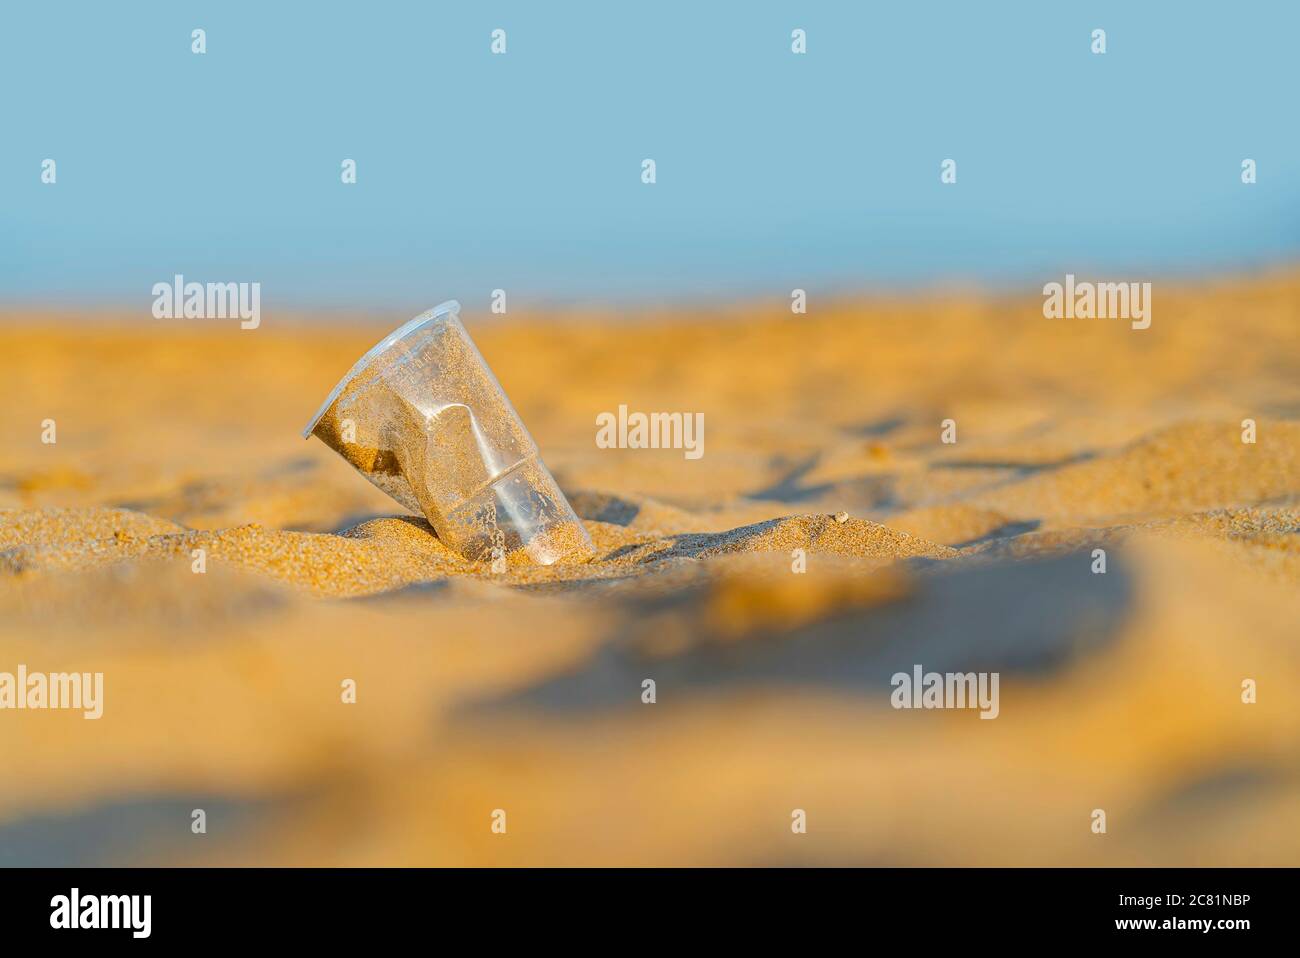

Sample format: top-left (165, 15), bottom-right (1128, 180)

top-left (833, 511), bottom-right (850, 524)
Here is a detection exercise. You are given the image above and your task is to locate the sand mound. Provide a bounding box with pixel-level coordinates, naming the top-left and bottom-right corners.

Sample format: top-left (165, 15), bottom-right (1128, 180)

top-left (882, 503), bottom-right (1018, 546)
top-left (977, 420), bottom-right (1299, 522)
top-left (2, 506), bottom-right (954, 603)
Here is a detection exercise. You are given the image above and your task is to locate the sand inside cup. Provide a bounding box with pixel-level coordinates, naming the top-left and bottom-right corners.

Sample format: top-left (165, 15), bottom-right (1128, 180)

top-left (306, 309), bottom-right (595, 566)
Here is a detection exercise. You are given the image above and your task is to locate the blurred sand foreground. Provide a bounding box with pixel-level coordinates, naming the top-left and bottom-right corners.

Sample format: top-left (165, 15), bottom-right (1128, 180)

top-left (1, 273), bottom-right (1298, 866)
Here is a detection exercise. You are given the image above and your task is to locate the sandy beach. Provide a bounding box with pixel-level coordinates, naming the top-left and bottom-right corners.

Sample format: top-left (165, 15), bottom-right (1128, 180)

top-left (2, 271), bottom-right (1298, 865)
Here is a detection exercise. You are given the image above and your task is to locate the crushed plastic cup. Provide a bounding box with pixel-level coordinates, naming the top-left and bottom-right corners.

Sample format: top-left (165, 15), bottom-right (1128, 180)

top-left (303, 300), bottom-right (596, 567)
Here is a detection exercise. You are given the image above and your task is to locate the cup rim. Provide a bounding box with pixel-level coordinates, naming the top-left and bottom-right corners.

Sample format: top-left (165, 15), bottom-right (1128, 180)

top-left (300, 300), bottom-right (461, 439)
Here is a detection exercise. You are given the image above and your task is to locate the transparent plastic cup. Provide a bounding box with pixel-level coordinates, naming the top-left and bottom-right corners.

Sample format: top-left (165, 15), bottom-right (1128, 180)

top-left (303, 300), bottom-right (596, 567)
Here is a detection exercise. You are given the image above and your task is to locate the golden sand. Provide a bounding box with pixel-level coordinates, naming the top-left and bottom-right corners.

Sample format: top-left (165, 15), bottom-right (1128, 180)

top-left (0, 271), bottom-right (1298, 865)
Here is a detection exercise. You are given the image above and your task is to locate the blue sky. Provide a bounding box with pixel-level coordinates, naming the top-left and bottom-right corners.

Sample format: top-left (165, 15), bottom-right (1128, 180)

top-left (3, 1), bottom-right (1297, 308)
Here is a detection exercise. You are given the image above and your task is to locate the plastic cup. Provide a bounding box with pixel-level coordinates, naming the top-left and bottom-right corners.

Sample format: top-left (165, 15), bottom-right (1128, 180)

top-left (303, 300), bottom-right (595, 567)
